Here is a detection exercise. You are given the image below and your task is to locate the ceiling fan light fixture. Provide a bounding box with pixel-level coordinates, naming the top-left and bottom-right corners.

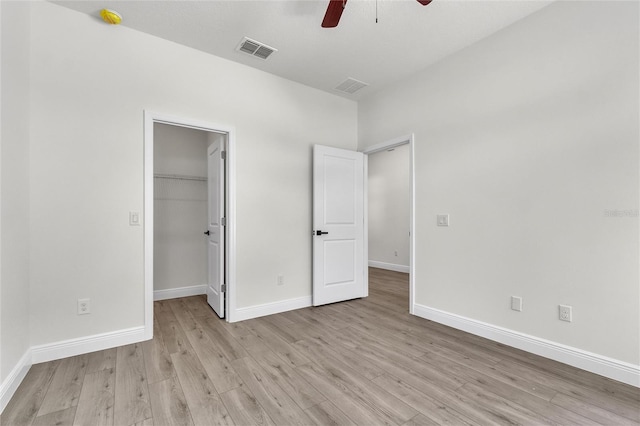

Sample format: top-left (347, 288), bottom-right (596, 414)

top-left (322, 0), bottom-right (347, 28)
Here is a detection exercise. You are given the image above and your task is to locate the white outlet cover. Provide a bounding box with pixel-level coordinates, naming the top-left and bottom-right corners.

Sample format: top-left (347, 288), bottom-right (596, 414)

top-left (78, 298), bottom-right (91, 315)
top-left (559, 304), bottom-right (572, 322)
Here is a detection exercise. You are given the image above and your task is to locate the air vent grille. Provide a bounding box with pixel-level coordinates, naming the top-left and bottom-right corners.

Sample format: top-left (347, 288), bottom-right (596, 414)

top-left (239, 40), bottom-right (260, 55)
top-left (236, 37), bottom-right (277, 60)
top-left (334, 77), bottom-right (369, 94)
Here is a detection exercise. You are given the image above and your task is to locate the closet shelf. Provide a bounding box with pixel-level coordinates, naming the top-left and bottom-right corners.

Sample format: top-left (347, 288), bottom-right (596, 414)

top-left (154, 174), bottom-right (206, 182)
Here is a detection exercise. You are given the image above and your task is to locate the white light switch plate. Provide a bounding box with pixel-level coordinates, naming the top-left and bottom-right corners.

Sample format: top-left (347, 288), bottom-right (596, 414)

top-left (511, 296), bottom-right (523, 312)
top-left (129, 211), bottom-right (141, 226)
top-left (437, 214), bottom-right (449, 227)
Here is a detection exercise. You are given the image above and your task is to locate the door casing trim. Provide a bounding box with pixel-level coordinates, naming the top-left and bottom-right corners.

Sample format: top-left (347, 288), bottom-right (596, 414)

top-left (143, 110), bottom-right (237, 336)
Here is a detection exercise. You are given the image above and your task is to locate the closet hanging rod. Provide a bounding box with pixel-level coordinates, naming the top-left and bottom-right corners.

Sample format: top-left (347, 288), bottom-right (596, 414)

top-left (154, 174), bottom-right (206, 182)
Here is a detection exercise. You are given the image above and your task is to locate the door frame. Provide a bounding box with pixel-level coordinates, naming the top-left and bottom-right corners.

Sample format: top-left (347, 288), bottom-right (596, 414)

top-left (361, 134), bottom-right (416, 314)
top-left (143, 110), bottom-right (237, 339)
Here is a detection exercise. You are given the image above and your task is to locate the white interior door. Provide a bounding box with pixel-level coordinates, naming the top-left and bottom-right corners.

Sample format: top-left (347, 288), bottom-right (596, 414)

top-left (206, 140), bottom-right (225, 318)
top-left (313, 144), bottom-right (366, 306)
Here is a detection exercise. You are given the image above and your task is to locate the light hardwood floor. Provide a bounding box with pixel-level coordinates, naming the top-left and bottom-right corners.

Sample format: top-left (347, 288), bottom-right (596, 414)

top-left (2, 268), bottom-right (639, 425)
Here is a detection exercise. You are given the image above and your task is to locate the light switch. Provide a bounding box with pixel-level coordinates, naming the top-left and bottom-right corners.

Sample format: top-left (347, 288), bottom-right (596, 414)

top-left (511, 296), bottom-right (523, 312)
top-left (437, 214), bottom-right (449, 227)
top-left (129, 211), bottom-right (141, 226)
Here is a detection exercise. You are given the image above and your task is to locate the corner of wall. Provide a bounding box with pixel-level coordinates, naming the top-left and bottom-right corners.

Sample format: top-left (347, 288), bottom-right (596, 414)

top-left (0, 0), bottom-right (4, 393)
top-left (0, 349), bottom-right (32, 414)
top-left (0, 0), bottom-right (33, 412)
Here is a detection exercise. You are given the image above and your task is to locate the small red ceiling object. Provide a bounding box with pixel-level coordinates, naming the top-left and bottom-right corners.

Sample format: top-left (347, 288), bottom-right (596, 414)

top-left (322, 0), bottom-right (347, 28)
top-left (322, 0), bottom-right (431, 28)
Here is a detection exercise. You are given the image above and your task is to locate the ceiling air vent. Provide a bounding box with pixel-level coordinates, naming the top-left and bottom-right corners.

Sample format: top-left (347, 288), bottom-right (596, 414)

top-left (236, 37), bottom-right (277, 60)
top-left (334, 77), bottom-right (369, 95)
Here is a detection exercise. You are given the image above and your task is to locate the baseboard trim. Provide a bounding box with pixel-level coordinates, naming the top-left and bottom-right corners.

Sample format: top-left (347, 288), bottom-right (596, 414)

top-left (368, 260), bottom-right (410, 273)
top-left (413, 303), bottom-right (640, 387)
top-left (154, 284), bottom-right (207, 301)
top-left (31, 326), bottom-right (147, 364)
top-left (2, 326), bottom-right (148, 414)
top-left (234, 296), bottom-right (312, 322)
top-left (0, 349), bottom-right (32, 414)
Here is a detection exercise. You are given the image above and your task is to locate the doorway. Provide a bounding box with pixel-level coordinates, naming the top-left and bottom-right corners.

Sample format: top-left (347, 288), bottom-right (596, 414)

top-left (143, 111), bottom-right (237, 339)
top-left (153, 123), bottom-right (210, 303)
top-left (363, 134), bottom-right (415, 313)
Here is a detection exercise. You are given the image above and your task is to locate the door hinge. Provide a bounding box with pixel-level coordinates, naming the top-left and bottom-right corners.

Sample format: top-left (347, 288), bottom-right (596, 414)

top-left (221, 217), bottom-right (227, 226)
top-left (221, 151), bottom-right (226, 160)
top-left (221, 284), bottom-right (227, 292)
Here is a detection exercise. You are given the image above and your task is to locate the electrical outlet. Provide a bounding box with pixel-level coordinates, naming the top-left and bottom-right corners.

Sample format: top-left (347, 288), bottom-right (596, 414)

top-left (559, 304), bottom-right (572, 322)
top-left (511, 296), bottom-right (523, 312)
top-left (277, 275), bottom-right (284, 286)
top-left (394, 250), bottom-right (398, 257)
top-left (78, 298), bottom-right (91, 315)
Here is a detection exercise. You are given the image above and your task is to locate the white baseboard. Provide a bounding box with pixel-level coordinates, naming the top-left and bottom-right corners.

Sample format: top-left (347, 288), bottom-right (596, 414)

top-left (154, 284), bottom-right (206, 301)
top-left (413, 303), bottom-right (640, 388)
top-left (1, 326), bottom-right (148, 414)
top-left (31, 326), bottom-right (147, 364)
top-left (0, 349), bottom-right (32, 414)
top-left (369, 260), bottom-right (410, 273)
top-left (234, 296), bottom-right (312, 322)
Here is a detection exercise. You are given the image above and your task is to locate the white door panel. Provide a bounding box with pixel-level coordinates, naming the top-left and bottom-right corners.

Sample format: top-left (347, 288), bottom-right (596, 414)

top-left (324, 156), bottom-right (357, 224)
top-left (313, 145), bottom-right (366, 306)
top-left (207, 140), bottom-right (225, 318)
top-left (324, 240), bottom-right (356, 285)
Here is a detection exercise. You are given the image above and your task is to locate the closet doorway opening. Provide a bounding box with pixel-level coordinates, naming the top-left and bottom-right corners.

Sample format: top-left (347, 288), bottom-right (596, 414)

top-left (363, 135), bottom-right (415, 314)
top-left (143, 111), bottom-right (237, 338)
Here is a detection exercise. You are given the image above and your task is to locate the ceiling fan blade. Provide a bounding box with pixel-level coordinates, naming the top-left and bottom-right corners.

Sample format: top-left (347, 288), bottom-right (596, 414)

top-left (322, 0), bottom-right (347, 28)
top-left (417, 0), bottom-right (432, 5)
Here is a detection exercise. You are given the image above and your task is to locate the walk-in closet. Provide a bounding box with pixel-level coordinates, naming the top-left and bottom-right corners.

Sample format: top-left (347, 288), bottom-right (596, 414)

top-left (153, 123), bottom-right (208, 297)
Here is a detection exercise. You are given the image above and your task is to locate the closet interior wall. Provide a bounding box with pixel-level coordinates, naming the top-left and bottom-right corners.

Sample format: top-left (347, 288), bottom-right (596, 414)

top-left (153, 123), bottom-right (209, 294)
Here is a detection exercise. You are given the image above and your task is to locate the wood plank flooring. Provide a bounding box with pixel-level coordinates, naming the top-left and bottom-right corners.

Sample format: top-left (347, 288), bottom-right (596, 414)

top-left (2, 268), bottom-right (639, 425)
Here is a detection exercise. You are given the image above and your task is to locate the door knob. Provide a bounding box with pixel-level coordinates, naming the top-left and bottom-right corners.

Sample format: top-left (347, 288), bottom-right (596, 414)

top-left (204, 230), bottom-right (210, 235)
top-left (315, 230), bottom-right (329, 236)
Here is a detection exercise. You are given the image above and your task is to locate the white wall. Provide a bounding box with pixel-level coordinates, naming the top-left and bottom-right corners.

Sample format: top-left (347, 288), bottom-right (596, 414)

top-left (153, 124), bottom-right (208, 292)
top-left (359, 1), bottom-right (639, 366)
top-left (27, 2), bottom-right (357, 347)
top-left (1, 1), bottom-right (31, 383)
top-left (368, 145), bottom-right (410, 270)
top-left (154, 124), bottom-right (209, 177)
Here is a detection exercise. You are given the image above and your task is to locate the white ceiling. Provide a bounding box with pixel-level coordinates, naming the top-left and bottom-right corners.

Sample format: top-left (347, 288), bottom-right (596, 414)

top-left (53, 0), bottom-right (553, 100)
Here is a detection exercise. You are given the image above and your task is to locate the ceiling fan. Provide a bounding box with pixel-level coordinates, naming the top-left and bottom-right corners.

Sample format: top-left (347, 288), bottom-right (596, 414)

top-left (322, 0), bottom-right (432, 28)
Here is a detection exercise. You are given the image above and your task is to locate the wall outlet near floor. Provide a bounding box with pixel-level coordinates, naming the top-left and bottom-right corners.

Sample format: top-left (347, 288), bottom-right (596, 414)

top-left (559, 304), bottom-right (572, 322)
top-left (394, 250), bottom-right (398, 257)
top-left (511, 296), bottom-right (523, 312)
top-left (277, 275), bottom-right (284, 286)
top-left (78, 298), bottom-right (91, 315)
